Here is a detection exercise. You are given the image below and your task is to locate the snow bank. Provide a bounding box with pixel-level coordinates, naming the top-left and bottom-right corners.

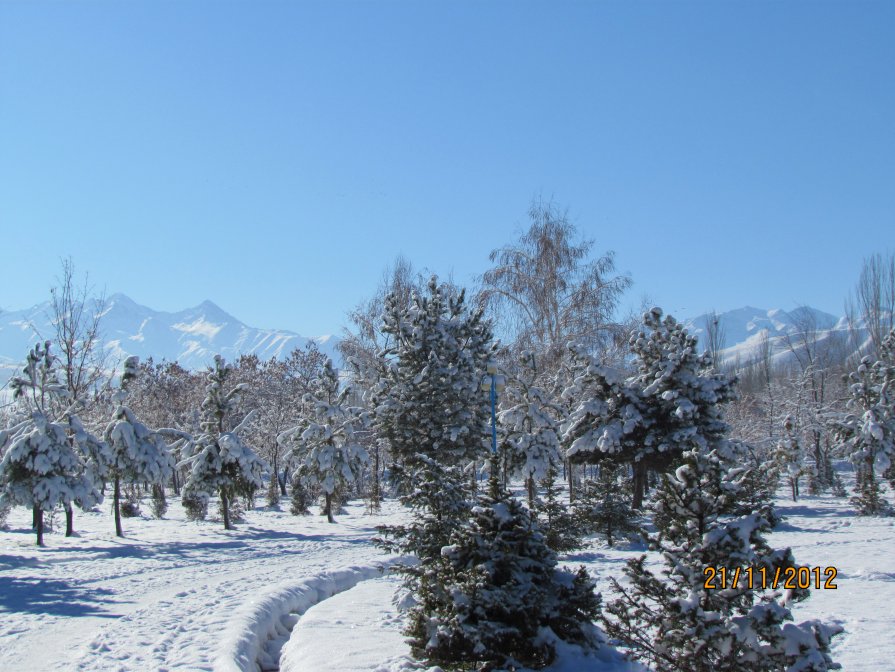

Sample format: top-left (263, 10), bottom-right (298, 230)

top-left (213, 558), bottom-right (401, 672)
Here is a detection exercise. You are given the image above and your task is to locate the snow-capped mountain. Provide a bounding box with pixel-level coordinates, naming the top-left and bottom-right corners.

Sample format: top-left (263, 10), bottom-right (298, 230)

top-left (0, 293), bottom-right (341, 381)
top-left (0, 296), bottom-right (867, 384)
top-left (681, 306), bottom-right (860, 367)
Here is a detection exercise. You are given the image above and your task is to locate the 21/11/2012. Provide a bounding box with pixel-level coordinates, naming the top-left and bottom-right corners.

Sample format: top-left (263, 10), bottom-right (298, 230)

top-left (703, 565), bottom-right (838, 590)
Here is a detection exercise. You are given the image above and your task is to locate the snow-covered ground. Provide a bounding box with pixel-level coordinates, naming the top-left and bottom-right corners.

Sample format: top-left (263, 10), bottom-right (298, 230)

top-left (0, 498), bottom-right (402, 671)
top-left (1, 486), bottom-right (893, 671)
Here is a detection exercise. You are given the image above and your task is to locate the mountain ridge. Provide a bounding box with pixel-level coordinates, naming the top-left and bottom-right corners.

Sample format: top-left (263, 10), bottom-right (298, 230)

top-left (0, 294), bottom-right (342, 379)
top-left (1, 297), bottom-right (867, 381)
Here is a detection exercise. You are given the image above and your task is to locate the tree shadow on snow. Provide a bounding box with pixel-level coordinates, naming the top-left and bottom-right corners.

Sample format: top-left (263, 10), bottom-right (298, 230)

top-left (774, 504), bottom-right (855, 519)
top-left (0, 576), bottom-right (119, 618)
top-left (0, 554), bottom-right (43, 571)
top-left (59, 528), bottom-right (372, 566)
top-left (561, 550), bottom-right (632, 566)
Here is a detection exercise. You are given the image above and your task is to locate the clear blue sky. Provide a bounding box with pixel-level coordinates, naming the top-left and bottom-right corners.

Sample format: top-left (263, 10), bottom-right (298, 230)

top-left (1, 1), bottom-right (892, 336)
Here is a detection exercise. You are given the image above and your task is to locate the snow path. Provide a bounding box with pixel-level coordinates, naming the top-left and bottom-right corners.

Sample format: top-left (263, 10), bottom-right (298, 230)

top-left (278, 575), bottom-right (407, 672)
top-left (0, 500), bottom-right (403, 671)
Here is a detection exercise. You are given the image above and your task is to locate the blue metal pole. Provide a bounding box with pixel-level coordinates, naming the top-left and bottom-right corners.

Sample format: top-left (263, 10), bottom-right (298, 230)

top-left (490, 375), bottom-right (497, 454)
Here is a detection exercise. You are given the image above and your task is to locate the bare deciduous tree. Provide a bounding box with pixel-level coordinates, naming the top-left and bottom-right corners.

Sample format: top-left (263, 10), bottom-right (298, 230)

top-left (781, 308), bottom-right (849, 492)
top-left (702, 310), bottom-right (726, 372)
top-left (47, 259), bottom-right (109, 536)
top-left (49, 258), bottom-right (109, 403)
top-left (477, 199), bottom-right (631, 365)
top-left (846, 252), bottom-right (895, 359)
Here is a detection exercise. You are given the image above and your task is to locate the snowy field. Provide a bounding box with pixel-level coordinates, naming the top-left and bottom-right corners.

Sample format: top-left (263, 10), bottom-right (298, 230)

top-left (1, 487), bottom-right (893, 671)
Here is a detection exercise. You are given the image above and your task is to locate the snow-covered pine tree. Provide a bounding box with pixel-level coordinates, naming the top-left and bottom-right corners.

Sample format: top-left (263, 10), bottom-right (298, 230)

top-left (421, 475), bottom-right (603, 670)
top-left (279, 359), bottom-right (367, 523)
top-left (575, 464), bottom-right (639, 547)
top-left (104, 356), bottom-right (175, 536)
top-left (0, 342), bottom-right (102, 545)
top-left (776, 415), bottom-right (807, 502)
top-left (376, 457), bottom-right (471, 560)
top-left (564, 308), bottom-right (738, 509)
top-left (374, 456), bottom-right (473, 656)
top-left (535, 463), bottom-right (582, 553)
top-left (728, 440), bottom-right (780, 525)
top-left (498, 350), bottom-right (562, 508)
top-left (373, 277), bottom-right (495, 481)
top-left (67, 412), bottom-right (112, 512)
top-left (560, 342), bottom-right (644, 499)
top-left (603, 444), bottom-right (842, 672)
top-left (832, 328), bottom-right (895, 515)
top-left (179, 356), bottom-right (267, 530)
top-left (289, 473), bottom-right (312, 515)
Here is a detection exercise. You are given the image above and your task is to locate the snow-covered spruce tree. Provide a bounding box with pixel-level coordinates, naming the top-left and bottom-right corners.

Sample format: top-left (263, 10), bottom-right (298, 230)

top-left (418, 475), bottom-right (603, 670)
top-left (575, 464), bottom-right (639, 547)
top-left (776, 415), bottom-right (807, 502)
top-left (373, 276), bottom-right (495, 481)
top-left (0, 342), bottom-right (102, 545)
top-left (535, 462), bottom-right (582, 553)
top-left (832, 328), bottom-right (895, 515)
top-left (564, 308), bottom-right (738, 509)
top-left (603, 443), bottom-right (842, 672)
top-left (179, 356), bottom-right (267, 530)
top-left (498, 350), bottom-right (562, 508)
top-left (279, 359), bottom-right (367, 523)
top-left (104, 356), bottom-right (175, 536)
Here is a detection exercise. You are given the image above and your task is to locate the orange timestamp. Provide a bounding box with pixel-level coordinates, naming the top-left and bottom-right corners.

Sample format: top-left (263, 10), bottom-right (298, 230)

top-left (703, 566), bottom-right (838, 591)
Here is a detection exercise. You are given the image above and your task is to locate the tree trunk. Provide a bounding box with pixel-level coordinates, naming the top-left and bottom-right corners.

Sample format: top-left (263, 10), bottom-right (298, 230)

top-left (527, 475), bottom-right (536, 509)
top-left (114, 474), bottom-right (123, 537)
top-left (280, 468), bottom-right (289, 496)
top-left (567, 460), bottom-right (575, 503)
top-left (632, 462), bottom-right (646, 510)
top-left (172, 470), bottom-right (180, 496)
top-left (324, 492), bottom-right (335, 523)
top-left (65, 503), bottom-right (74, 537)
top-left (32, 505), bottom-right (39, 530)
top-left (221, 489), bottom-right (231, 530)
top-left (35, 507), bottom-right (43, 546)
top-left (373, 446), bottom-right (380, 498)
